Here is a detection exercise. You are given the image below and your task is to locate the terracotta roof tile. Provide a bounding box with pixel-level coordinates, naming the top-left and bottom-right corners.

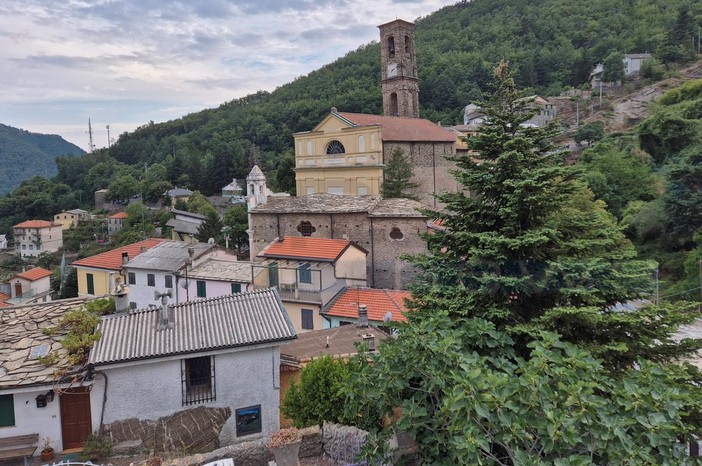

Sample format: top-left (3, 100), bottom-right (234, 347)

top-left (0, 292), bottom-right (10, 308)
top-left (259, 236), bottom-right (364, 261)
top-left (71, 238), bottom-right (166, 271)
top-left (322, 287), bottom-right (411, 323)
top-left (16, 267), bottom-right (53, 281)
top-left (13, 220), bottom-right (55, 228)
top-left (109, 212), bottom-right (128, 219)
top-left (336, 112), bottom-right (455, 143)
top-left (281, 325), bottom-right (392, 363)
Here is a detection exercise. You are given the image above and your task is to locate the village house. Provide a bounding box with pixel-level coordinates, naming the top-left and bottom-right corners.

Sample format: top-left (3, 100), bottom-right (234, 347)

top-left (52, 209), bottom-right (89, 230)
top-left (0, 297), bottom-right (100, 457)
top-left (252, 236), bottom-right (368, 333)
top-left (321, 286), bottom-right (411, 329)
top-left (87, 289), bottom-right (296, 448)
top-left (165, 209), bottom-right (205, 243)
top-left (70, 238), bottom-right (166, 298)
top-left (121, 240), bottom-right (238, 309)
top-left (107, 211), bottom-right (128, 238)
top-left (13, 220), bottom-right (63, 259)
top-left (6, 267), bottom-right (53, 305)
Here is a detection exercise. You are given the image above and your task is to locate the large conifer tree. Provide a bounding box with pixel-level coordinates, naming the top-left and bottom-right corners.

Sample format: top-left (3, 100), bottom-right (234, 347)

top-left (411, 61), bottom-right (700, 368)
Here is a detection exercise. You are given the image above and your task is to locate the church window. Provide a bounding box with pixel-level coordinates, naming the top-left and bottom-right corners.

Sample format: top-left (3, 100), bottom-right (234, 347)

top-left (358, 186), bottom-right (368, 196)
top-left (388, 36), bottom-right (395, 58)
top-left (389, 93), bottom-right (399, 116)
top-left (390, 227), bottom-right (404, 240)
top-left (297, 221), bottom-right (316, 237)
top-left (405, 35), bottom-right (412, 54)
top-left (306, 141), bottom-right (313, 156)
top-left (358, 135), bottom-right (365, 152)
top-left (326, 140), bottom-right (345, 155)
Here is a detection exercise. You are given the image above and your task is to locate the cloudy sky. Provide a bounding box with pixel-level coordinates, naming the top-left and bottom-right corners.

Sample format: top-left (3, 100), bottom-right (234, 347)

top-left (0, 0), bottom-right (456, 151)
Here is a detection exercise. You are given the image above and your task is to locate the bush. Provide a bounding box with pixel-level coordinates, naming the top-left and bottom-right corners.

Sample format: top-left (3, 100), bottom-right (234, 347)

top-left (81, 432), bottom-right (113, 461)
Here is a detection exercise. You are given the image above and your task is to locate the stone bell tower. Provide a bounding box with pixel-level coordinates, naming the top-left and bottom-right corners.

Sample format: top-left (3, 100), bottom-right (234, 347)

top-left (379, 19), bottom-right (419, 118)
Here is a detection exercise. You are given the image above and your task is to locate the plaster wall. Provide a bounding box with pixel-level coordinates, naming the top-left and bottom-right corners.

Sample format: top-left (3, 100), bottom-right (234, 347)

top-left (75, 268), bottom-right (113, 297)
top-left (0, 388), bottom-right (62, 454)
top-left (281, 301), bottom-right (324, 333)
top-left (98, 346), bottom-right (281, 444)
top-left (179, 279), bottom-right (252, 303)
top-left (126, 269), bottom-right (174, 309)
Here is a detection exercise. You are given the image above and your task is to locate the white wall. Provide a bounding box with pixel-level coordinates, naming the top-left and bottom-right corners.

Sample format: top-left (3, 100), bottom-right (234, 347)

top-left (97, 345), bottom-right (281, 444)
top-left (0, 387), bottom-right (63, 455)
top-left (178, 279), bottom-right (252, 303)
top-left (126, 269), bottom-right (174, 309)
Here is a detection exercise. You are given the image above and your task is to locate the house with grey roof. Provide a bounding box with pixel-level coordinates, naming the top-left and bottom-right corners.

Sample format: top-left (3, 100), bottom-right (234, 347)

top-left (88, 289), bottom-right (296, 448)
top-left (185, 258), bottom-right (254, 300)
top-left (121, 240), bottom-right (238, 309)
top-left (165, 209), bottom-right (206, 243)
top-left (0, 297), bottom-right (100, 455)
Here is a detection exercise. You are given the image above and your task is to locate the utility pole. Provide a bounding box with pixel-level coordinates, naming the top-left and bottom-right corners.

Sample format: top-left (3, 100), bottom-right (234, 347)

top-left (87, 118), bottom-right (95, 153)
top-left (106, 125), bottom-right (111, 148)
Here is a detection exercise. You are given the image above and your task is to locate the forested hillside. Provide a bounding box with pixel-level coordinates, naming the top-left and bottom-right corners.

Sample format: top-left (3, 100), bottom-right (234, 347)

top-left (0, 123), bottom-right (85, 194)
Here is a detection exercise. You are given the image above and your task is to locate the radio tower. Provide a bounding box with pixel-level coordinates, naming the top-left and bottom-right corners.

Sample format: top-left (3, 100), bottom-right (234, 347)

top-left (87, 118), bottom-right (95, 153)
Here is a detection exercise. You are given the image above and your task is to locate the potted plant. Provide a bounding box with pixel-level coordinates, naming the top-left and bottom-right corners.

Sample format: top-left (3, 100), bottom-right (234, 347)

top-left (269, 427), bottom-right (301, 466)
top-left (41, 437), bottom-right (55, 462)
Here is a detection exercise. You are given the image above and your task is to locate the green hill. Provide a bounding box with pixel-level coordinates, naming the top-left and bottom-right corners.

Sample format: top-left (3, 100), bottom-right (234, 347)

top-left (0, 123), bottom-right (85, 194)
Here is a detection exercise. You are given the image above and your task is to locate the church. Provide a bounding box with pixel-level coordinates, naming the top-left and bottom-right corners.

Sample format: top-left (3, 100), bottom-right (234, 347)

top-left (293, 19), bottom-right (459, 208)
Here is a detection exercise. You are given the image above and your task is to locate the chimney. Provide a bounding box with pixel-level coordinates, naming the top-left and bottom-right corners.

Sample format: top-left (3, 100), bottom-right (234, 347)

top-left (112, 276), bottom-right (130, 313)
top-left (357, 304), bottom-right (368, 328)
top-left (140, 246), bottom-right (147, 253)
top-left (155, 290), bottom-right (174, 330)
top-left (362, 333), bottom-right (376, 351)
top-left (121, 252), bottom-right (129, 265)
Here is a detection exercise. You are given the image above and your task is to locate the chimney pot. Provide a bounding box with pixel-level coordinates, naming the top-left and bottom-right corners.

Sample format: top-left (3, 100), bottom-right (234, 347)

top-left (357, 304), bottom-right (368, 328)
top-left (121, 252), bottom-right (129, 264)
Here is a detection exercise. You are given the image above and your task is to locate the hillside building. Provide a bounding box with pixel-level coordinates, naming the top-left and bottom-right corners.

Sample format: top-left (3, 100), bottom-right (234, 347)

top-left (13, 220), bottom-right (63, 258)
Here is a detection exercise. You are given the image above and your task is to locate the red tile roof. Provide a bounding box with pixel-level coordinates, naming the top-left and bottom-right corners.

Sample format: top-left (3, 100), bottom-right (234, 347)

top-left (323, 288), bottom-right (411, 323)
top-left (16, 267), bottom-right (52, 281)
top-left (0, 292), bottom-right (10, 308)
top-left (71, 238), bottom-right (166, 271)
top-left (13, 220), bottom-right (55, 228)
top-left (259, 236), bottom-right (366, 262)
top-left (336, 112), bottom-right (456, 143)
top-left (109, 212), bottom-right (128, 219)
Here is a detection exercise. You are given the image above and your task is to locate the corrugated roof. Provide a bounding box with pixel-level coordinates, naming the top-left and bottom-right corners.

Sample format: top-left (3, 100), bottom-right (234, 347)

top-left (259, 237), bottom-right (365, 262)
top-left (71, 238), bottom-right (166, 271)
top-left (336, 112), bottom-right (455, 143)
top-left (0, 297), bottom-right (88, 389)
top-left (13, 220), bottom-right (55, 228)
top-left (109, 212), bottom-right (128, 219)
top-left (89, 289), bottom-right (296, 365)
top-left (16, 267), bottom-right (52, 281)
top-left (322, 287), bottom-right (411, 323)
top-left (124, 241), bottom-right (213, 271)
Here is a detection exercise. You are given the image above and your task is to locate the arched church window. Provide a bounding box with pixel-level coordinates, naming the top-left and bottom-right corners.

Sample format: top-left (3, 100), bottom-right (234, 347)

top-left (388, 36), bottom-right (395, 58)
top-left (390, 227), bottom-right (404, 240)
top-left (389, 93), bottom-right (399, 117)
top-left (297, 221), bottom-right (316, 237)
top-left (326, 140), bottom-right (345, 155)
top-left (405, 35), bottom-right (411, 54)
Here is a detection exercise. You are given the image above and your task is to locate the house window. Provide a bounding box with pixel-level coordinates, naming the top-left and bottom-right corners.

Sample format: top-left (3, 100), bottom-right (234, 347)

top-left (390, 227), bottom-right (404, 240)
top-left (297, 221), bottom-right (316, 237)
top-left (147, 274), bottom-right (155, 287)
top-left (182, 356), bottom-right (216, 406)
top-left (325, 140), bottom-right (345, 155)
top-left (196, 280), bottom-right (207, 298)
top-left (165, 275), bottom-right (173, 288)
top-left (231, 283), bottom-right (241, 294)
top-left (236, 405), bottom-right (262, 437)
top-left (128, 272), bottom-right (136, 285)
top-left (268, 263), bottom-right (279, 288)
top-left (301, 309), bottom-right (314, 330)
top-left (299, 264), bottom-right (312, 284)
top-left (129, 302), bottom-right (137, 310)
top-left (29, 244), bottom-right (34, 250)
top-left (86, 273), bottom-right (95, 295)
top-left (358, 186), bottom-right (368, 196)
top-left (22, 244), bottom-right (26, 250)
top-left (0, 394), bottom-right (15, 427)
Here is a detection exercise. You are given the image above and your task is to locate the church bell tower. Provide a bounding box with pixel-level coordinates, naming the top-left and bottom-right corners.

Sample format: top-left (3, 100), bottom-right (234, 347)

top-left (379, 19), bottom-right (419, 118)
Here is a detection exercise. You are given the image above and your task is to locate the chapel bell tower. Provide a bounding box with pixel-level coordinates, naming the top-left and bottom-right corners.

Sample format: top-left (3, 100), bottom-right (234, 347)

top-left (379, 19), bottom-right (419, 118)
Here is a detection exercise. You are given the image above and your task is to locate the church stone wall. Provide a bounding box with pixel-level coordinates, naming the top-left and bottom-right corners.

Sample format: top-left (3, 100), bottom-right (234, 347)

top-left (369, 216), bottom-right (426, 290)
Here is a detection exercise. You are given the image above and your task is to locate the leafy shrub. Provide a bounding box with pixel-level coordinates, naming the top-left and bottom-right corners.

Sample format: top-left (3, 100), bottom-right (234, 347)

top-left (659, 79), bottom-right (702, 106)
top-left (81, 432), bottom-right (113, 461)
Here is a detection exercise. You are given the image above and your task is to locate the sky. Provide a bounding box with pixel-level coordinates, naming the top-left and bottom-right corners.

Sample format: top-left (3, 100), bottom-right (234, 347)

top-left (0, 0), bottom-right (456, 152)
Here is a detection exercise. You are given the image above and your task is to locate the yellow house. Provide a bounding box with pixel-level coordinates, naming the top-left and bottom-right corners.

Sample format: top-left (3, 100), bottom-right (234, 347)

top-left (70, 238), bottom-right (165, 297)
top-left (252, 236), bottom-right (368, 334)
top-left (53, 209), bottom-right (89, 230)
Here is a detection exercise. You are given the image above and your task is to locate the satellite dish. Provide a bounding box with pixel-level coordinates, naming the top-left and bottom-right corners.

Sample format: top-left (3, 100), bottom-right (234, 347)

top-left (208, 237), bottom-right (215, 245)
top-left (383, 311), bottom-right (393, 322)
top-left (181, 279), bottom-right (190, 288)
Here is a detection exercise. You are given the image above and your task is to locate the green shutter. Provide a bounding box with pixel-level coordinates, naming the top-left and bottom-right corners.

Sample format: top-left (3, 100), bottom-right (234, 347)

top-left (197, 281), bottom-right (207, 298)
top-left (231, 283), bottom-right (241, 294)
top-left (87, 273), bottom-right (95, 295)
top-left (0, 394), bottom-right (15, 427)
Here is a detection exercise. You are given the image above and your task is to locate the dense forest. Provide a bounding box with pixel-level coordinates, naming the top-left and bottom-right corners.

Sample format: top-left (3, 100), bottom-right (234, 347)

top-left (0, 123), bottom-right (84, 194)
top-left (1, 0), bottom-right (701, 296)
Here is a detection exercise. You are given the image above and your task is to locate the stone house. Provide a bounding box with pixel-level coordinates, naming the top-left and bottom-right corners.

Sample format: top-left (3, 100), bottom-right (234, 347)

top-left (252, 236), bottom-right (368, 333)
top-left (0, 297), bottom-right (101, 454)
top-left (87, 289), bottom-right (296, 448)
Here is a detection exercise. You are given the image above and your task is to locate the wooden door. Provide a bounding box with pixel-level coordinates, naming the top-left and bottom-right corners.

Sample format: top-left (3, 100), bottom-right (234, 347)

top-left (14, 282), bottom-right (22, 297)
top-left (60, 387), bottom-right (92, 450)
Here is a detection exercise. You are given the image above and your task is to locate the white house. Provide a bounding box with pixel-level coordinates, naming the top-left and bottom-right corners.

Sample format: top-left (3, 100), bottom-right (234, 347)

top-left (122, 240), bottom-right (238, 309)
top-left (88, 289), bottom-right (296, 448)
top-left (184, 259), bottom-right (254, 300)
top-left (8, 267), bottom-right (53, 305)
top-left (13, 220), bottom-right (63, 258)
top-left (0, 297), bottom-right (102, 455)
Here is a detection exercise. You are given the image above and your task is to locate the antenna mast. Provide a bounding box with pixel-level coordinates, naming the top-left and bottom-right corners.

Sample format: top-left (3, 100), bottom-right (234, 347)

top-left (106, 124), bottom-right (111, 148)
top-left (87, 118), bottom-right (95, 153)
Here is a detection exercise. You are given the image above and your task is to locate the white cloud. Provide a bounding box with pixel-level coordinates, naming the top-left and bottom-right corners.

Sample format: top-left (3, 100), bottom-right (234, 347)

top-left (0, 0), bottom-right (456, 150)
